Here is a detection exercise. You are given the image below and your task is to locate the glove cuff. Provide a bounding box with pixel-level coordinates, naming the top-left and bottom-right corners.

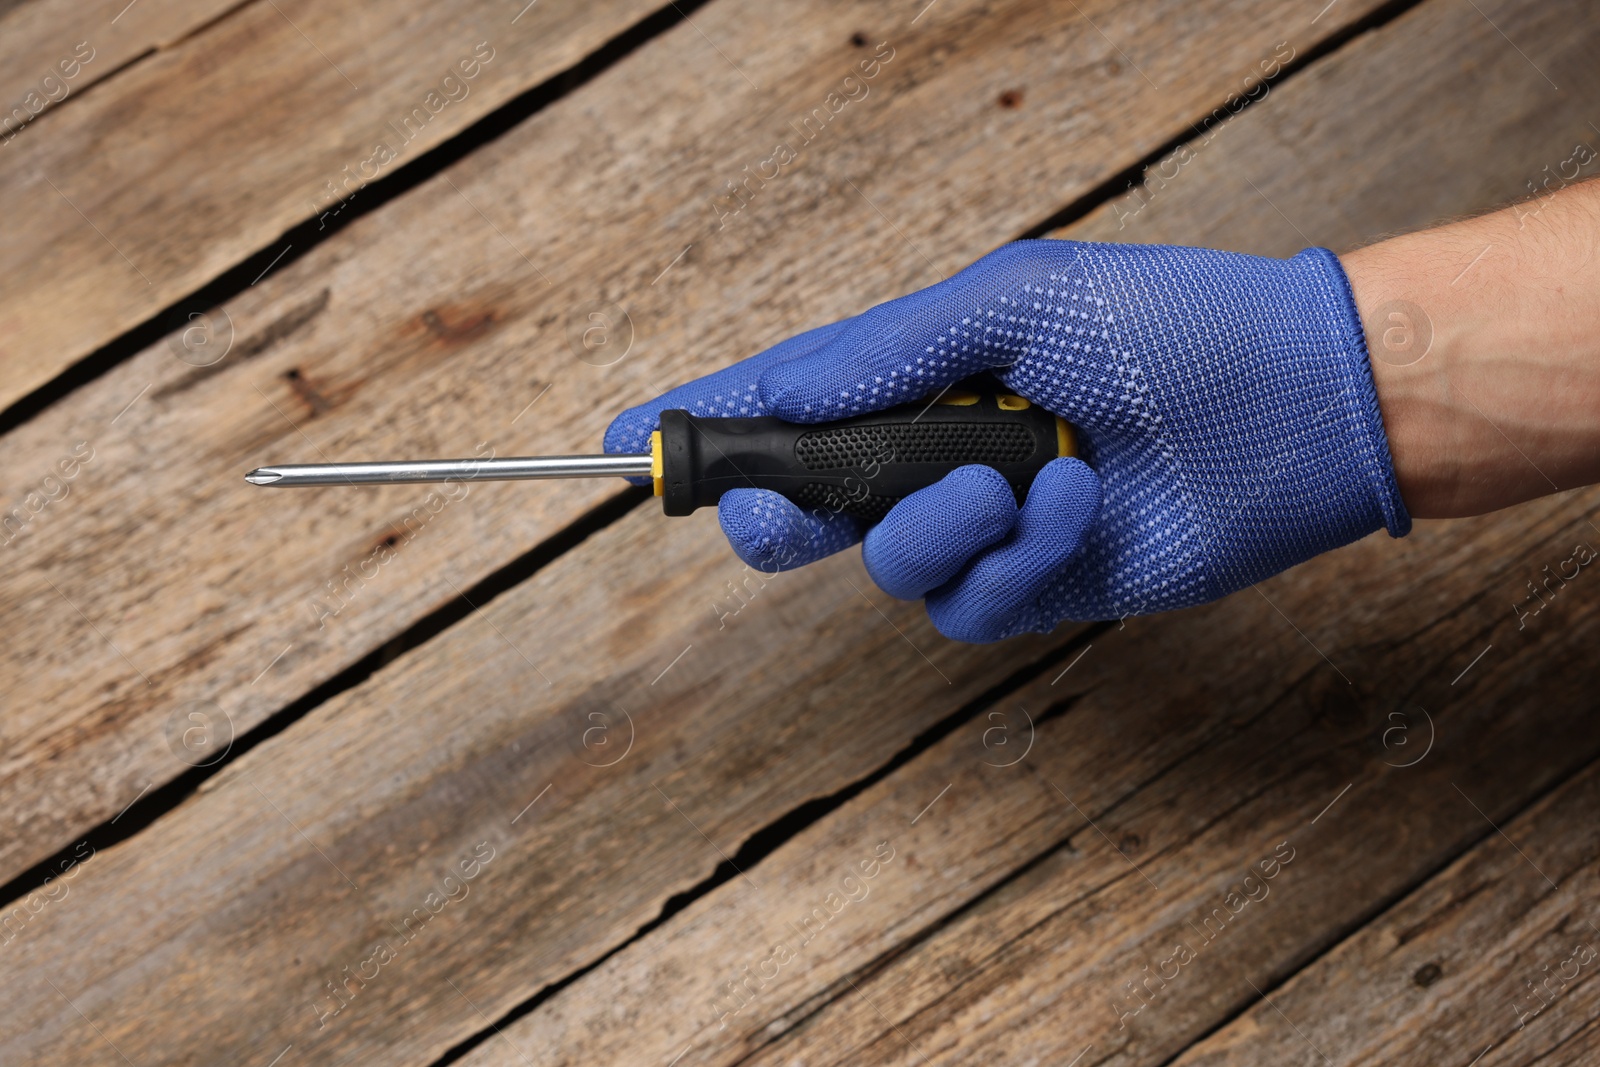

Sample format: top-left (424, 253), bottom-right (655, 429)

top-left (1303, 246), bottom-right (1413, 540)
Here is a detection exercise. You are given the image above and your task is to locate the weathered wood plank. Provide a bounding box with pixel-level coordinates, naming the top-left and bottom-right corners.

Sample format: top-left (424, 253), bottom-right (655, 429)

top-left (0, 0), bottom-right (1393, 883)
top-left (444, 494), bottom-right (1600, 1067)
top-left (710, 530), bottom-right (1600, 1067)
top-left (1165, 750), bottom-right (1600, 1066)
top-left (0, 0), bottom-right (666, 408)
top-left (0, 0), bottom-right (239, 141)
top-left (1071, 0), bottom-right (1600, 250)
top-left (0, 505), bottom-right (1066, 1065)
top-left (444, 545), bottom-right (1338, 1067)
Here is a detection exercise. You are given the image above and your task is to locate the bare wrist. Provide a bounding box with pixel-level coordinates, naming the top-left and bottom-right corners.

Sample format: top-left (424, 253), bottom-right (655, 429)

top-left (1341, 183), bottom-right (1600, 520)
top-left (1341, 239), bottom-right (1461, 519)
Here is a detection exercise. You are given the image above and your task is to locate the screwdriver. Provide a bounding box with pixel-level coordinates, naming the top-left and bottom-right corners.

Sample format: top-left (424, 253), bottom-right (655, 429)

top-left (245, 386), bottom-right (1077, 520)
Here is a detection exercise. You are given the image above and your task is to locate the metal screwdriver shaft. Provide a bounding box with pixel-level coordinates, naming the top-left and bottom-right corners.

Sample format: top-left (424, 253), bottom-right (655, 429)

top-left (245, 454), bottom-right (652, 487)
top-left (244, 390), bottom-right (1076, 517)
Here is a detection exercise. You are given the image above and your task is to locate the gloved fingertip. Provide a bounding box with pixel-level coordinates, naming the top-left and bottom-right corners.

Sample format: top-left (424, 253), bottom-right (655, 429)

top-left (922, 459), bottom-right (1102, 644)
top-left (718, 489), bottom-right (862, 572)
top-left (602, 404), bottom-right (656, 457)
top-left (925, 598), bottom-right (1012, 644)
top-left (754, 360), bottom-right (821, 421)
top-left (1026, 457), bottom-right (1102, 545)
top-left (862, 465), bottom-right (1018, 600)
top-left (602, 407), bottom-right (659, 487)
top-left (756, 330), bottom-right (927, 422)
top-left (950, 463), bottom-right (1022, 533)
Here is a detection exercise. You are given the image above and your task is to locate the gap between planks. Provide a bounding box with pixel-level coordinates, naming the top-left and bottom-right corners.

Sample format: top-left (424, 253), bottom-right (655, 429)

top-left (1137, 743), bottom-right (1600, 1067)
top-left (429, 626), bottom-right (1106, 1067)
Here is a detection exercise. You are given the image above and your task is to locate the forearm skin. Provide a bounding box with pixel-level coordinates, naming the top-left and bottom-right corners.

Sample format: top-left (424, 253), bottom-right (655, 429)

top-left (1343, 179), bottom-right (1600, 519)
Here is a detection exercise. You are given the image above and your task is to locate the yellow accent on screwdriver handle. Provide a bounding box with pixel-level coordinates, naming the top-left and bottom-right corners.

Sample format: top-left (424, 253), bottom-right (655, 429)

top-left (1055, 416), bottom-right (1077, 459)
top-left (650, 430), bottom-right (665, 497)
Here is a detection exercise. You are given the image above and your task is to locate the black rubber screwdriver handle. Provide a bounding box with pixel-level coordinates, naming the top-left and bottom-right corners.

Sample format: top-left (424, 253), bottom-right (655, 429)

top-left (650, 388), bottom-right (1077, 520)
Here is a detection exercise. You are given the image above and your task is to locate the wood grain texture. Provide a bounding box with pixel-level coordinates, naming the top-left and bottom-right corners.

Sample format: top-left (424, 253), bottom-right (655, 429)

top-left (695, 493), bottom-right (1600, 1067)
top-left (1069, 0), bottom-right (1600, 249)
top-left (0, 0), bottom-right (1391, 883)
top-left (0, 0), bottom-right (240, 138)
top-left (6, 2), bottom-right (1593, 1067)
top-left (0, 0), bottom-right (665, 407)
top-left (447, 491), bottom-right (1600, 1067)
top-left (0, 503), bottom-right (1071, 1065)
top-left (3, 3), bottom-right (1595, 1065)
top-left (1165, 749), bottom-right (1600, 1067)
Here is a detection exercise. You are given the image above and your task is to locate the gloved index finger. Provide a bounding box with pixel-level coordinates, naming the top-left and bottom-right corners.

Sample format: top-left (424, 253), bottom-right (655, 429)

top-left (757, 242), bottom-right (1059, 423)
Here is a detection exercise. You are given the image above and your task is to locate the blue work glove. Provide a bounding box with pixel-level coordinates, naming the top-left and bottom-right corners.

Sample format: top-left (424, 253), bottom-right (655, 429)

top-left (605, 239), bottom-right (1411, 642)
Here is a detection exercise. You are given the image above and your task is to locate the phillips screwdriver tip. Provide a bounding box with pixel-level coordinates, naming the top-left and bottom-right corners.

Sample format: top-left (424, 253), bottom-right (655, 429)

top-left (245, 468), bottom-right (284, 485)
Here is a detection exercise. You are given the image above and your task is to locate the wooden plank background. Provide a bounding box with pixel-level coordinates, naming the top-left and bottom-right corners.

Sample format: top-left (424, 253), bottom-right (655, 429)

top-left (0, 0), bottom-right (1395, 885)
top-left (0, 0), bottom-right (664, 407)
top-left (2, 0), bottom-right (1596, 1065)
top-left (0, 0), bottom-right (240, 126)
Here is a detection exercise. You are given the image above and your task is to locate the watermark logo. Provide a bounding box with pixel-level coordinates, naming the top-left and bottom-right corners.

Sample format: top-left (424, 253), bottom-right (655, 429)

top-left (310, 840), bottom-right (497, 1030)
top-left (1362, 299), bottom-right (1432, 367)
top-left (1109, 40), bottom-right (1295, 228)
top-left (2, 441), bottom-right (94, 548)
top-left (980, 705), bottom-right (1035, 767)
top-left (710, 841), bottom-right (896, 1030)
top-left (1513, 541), bottom-right (1596, 629)
top-left (3, 41), bottom-right (95, 147)
top-left (166, 307), bottom-right (235, 367)
top-left (1108, 839), bottom-right (1296, 1031)
top-left (164, 699), bottom-right (234, 767)
top-left (567, 300), bottom-right (633, 367)
top-left (1513, 940), bottom-right (1597, 1029)
top-left (1381, 705), bottom-right (1434, 768)
top-left (575, 705), bottom-right (635, 768)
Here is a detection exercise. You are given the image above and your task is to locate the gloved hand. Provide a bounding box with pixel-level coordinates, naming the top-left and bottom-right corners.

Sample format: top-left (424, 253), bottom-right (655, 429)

top-left (605, 239), bottom-right (1411, 642)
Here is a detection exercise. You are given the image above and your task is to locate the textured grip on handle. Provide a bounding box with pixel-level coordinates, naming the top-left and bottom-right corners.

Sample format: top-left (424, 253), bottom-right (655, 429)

top-left (656, 390), bottom-right (1073, 518)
